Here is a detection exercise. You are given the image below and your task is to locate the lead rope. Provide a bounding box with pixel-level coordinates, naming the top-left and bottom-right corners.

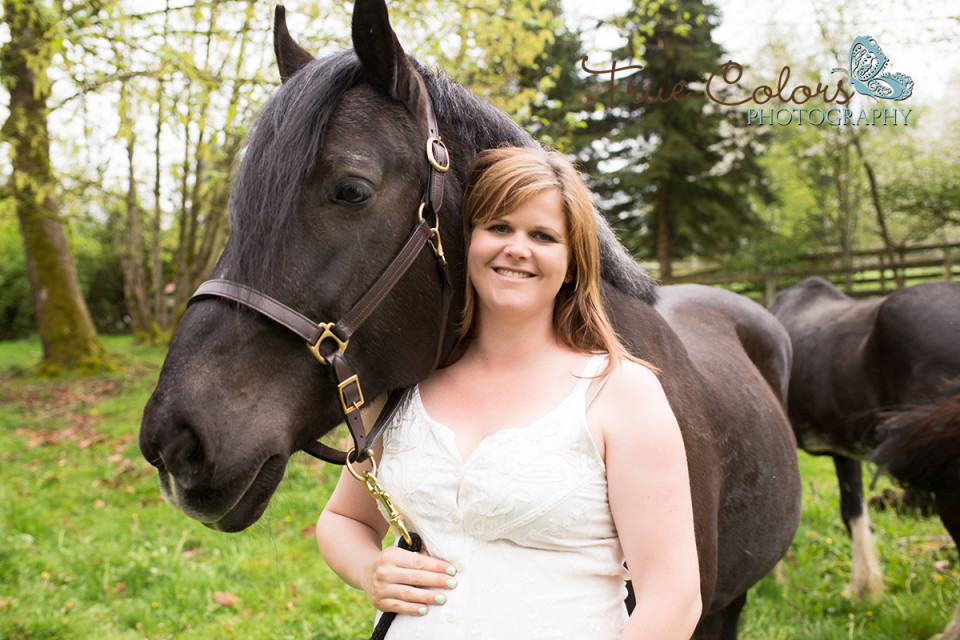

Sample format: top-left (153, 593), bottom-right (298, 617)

top-left (346, 449), bottom-right (424, 640)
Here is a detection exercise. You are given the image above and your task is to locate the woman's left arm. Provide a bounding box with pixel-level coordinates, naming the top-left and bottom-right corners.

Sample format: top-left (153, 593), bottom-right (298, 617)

top-left (597, 361), bottom-right (702, 640)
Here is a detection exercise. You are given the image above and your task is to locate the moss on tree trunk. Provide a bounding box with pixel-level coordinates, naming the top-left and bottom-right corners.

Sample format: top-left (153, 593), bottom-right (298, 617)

top-left (2, 0), bottom-right (109, 373)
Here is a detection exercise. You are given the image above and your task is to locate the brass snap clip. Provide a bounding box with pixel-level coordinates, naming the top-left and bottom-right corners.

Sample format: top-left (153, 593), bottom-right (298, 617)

top-left (346, 449), bottom-right (413, 546)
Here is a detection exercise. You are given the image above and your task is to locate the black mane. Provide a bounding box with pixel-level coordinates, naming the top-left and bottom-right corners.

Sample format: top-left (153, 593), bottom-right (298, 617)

top-left (227, 49), bottom-right (656, 303)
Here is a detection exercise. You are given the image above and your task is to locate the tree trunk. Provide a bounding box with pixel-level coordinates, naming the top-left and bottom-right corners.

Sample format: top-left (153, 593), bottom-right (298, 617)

top-left (832, 144), bottom-right (857, 294)
top-left (851, 134), bottom-right (903, 288)
top-left (151, 82), bottom-right (168, 334)
top-left (121, 129), bottom-right (153, 339)
top-left (1, 1), bottom-right (107, 371)
top-left (656, 192), bottom-right (673, 280)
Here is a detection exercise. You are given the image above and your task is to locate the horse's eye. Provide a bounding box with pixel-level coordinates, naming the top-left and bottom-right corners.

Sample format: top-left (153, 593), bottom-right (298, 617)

top-left (334, 183), bottom-right (372, 205)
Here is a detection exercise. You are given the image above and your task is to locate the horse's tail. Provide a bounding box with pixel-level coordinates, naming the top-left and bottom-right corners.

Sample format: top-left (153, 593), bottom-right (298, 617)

top-left (870, 393), bottom-right (960, 493)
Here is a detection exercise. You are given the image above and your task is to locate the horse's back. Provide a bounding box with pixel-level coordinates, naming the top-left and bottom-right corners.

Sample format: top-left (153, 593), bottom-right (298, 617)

top-left (657, 284), bottom-right (792, 402)
top-left (652, 284), bottom-right (801, 610)
top-left (875, 281), bottom-right (960, 404)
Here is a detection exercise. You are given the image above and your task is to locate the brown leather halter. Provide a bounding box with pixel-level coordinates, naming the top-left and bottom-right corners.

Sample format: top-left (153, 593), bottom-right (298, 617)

top-left (187, 91), bottom-right (453, 467)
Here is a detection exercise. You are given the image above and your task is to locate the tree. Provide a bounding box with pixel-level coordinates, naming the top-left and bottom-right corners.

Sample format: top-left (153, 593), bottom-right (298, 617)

top-left (120, 0), bottom-right (265, 340)
top-left (723, 7), bottom-right (958, 288)
top-left (66, 0), bottom-right (280, 342)
top-left (1, 0), bottom-right (585, 350)
top-left (576, 0), bottom-right (769, 278)
top-left (1, 0), bottom-right (108, 371)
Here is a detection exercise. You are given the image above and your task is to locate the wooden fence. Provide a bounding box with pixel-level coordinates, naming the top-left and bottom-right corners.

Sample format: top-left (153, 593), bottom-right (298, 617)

top-left (659, 241), bottom-right (960, 307)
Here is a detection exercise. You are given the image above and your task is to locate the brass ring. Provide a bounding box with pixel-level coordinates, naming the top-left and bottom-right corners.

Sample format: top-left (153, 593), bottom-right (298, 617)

top-left (345, 447), bottom-right (376, 481)
top-left (426, 137), bottom-right (450, 173)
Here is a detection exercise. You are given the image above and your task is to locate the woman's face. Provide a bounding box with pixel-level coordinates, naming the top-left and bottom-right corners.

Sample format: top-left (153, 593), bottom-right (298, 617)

top-left (467, 189), bottom-right (571, 326)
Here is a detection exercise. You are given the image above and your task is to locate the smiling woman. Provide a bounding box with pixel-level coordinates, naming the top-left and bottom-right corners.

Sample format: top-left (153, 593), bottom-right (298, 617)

top-left (455, 147), bottom-right (622, 367)
top-left (316, 146), bottom-right (702, 640)
top-left (466, 189), bottom-right (571, 328)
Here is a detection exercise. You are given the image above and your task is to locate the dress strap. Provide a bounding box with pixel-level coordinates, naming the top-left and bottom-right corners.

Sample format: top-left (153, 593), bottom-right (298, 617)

top-left (572, 354), bottom-right (605, 390)
top-left (584, 355), bottom-right (615, 408)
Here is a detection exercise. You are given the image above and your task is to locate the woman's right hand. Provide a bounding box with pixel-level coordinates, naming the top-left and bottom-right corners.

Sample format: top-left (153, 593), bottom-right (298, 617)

top-left (363, 545), bottom-right (459, 616)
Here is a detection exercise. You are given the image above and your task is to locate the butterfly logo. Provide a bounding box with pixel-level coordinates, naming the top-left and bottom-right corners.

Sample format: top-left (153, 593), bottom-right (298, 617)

top-left (832, 35), bottom-right (913, 101)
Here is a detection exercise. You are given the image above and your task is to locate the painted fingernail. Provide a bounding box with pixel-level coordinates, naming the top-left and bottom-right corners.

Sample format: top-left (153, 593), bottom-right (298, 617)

top-left (446, 566), bottom-right (457, 576)
top-left (434, 594), bottom-right (445, 604)
top-left (446, 578), bottom-right (457, 589)
top-left (418, 606), bottom-right (427, 616)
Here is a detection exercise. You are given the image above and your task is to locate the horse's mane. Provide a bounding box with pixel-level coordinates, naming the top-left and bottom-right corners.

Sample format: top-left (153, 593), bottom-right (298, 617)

top-left (228, 49), bottom-right (656, 304)
top-left (417, 61), bottom-right (657, 305)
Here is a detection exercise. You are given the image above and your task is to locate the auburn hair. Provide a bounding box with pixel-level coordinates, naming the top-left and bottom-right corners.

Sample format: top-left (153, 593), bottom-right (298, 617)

top-left (455, 146), bottom-right (637, 375)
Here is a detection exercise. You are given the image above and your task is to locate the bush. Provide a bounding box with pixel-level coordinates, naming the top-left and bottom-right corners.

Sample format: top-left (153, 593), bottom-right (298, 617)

top-left (0, 206), bottom-right (34, 340)
top-left (0, 203), bottom-right (130, 339)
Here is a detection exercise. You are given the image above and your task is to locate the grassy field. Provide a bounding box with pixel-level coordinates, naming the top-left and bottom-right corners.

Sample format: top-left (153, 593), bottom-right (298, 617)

top-left (1, 335), bottom-right (956, 639)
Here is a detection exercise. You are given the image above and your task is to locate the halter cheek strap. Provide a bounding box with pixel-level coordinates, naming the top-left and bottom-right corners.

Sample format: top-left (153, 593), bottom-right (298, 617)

top-left (187, 91), bottom-right (452, 466)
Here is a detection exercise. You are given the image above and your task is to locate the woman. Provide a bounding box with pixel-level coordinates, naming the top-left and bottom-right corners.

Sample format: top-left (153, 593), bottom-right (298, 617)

top-left (316, 146), bottom-right (701, 639)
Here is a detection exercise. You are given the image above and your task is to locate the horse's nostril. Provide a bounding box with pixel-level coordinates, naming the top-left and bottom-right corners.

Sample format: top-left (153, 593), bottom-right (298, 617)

top-left (159, 423), bottom-right (212, 487)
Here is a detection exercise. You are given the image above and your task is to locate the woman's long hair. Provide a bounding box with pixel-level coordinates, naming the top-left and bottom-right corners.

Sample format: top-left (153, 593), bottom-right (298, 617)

top-left (455, 146), bottom-right (638, 375)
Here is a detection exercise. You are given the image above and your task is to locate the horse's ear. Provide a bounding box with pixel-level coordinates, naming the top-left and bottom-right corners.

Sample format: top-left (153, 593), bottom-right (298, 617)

top-left (351, 0), bottom-right (426, 115)
top-left (274, 6), bottom-right (314, 83)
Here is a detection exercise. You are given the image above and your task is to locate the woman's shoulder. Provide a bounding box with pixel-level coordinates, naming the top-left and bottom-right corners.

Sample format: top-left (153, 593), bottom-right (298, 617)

top-left (601, 357), bottom-right (663, 397)
top-left (593, 357), bottom-right (678, 440)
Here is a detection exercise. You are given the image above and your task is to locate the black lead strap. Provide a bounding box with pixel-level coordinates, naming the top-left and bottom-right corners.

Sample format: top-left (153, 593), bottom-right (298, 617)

top-left (368, 531), bottom-right (423, 640)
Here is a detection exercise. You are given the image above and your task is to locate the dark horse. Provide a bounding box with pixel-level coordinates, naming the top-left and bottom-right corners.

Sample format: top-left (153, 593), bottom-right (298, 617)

top-left (139, 2), bottom-right (800, 637)
top-left (771, 276), bottom-right (960, 640)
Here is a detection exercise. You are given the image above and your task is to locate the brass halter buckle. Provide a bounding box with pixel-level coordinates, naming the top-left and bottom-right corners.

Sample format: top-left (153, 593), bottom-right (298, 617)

top-left (338, 374), bottom-right (364, 415)
top-left (426, 137), bottom-right (450, 173)
top-left (306, 322), bottom-right (349, 366)
top-left (346, 449), bottom-right (413, 546)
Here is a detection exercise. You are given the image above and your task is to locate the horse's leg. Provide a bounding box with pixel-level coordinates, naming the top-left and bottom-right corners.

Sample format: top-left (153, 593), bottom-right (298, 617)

top-left (690, 593), bottom-right (747, 640)
top-left (930, 491), bottom-right (960, 640)
top-left (834, 455), bottom-right (884, 599)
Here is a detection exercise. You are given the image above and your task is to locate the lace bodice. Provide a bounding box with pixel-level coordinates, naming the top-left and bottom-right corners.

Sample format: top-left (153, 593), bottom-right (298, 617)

top-left (376, 355), bottom-right (629, 639)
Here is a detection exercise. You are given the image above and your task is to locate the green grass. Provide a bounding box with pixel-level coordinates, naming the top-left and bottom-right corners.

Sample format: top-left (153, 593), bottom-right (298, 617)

top-left (738, 454), bottom-right (957, 639)
top-left (0, 336), bottom-right (372, 639)
top-left (1, 335), bottom-right (956, 638)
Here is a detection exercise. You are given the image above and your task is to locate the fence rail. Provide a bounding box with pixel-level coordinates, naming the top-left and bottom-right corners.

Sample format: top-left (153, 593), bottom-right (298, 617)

top-left (661, 242), bottom-right (960, 306)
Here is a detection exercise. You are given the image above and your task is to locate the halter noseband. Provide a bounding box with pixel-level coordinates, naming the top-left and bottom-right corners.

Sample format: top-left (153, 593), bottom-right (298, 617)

top-left (187, 91), bottom-right (453, 466)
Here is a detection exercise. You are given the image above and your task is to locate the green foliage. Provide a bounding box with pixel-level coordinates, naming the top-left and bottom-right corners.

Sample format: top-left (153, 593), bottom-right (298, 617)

top-left (1, 0), bottom-right (111, 369)
top-left (718, 30), bottom-right (960, 277)
top-left (0, 201), bottom-right (34, 340)
top-left (400, 0), bottom-right (563, 121)
top-left (72, 217), bottom-right (129, 335)
top-left (0, 197), bottom-right (129, 340)
top-left (868, 113), bottom-right (960, 241)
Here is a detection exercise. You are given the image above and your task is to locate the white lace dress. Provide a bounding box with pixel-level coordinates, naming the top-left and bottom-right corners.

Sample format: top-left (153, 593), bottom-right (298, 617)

top-left (376, 355), bottom-right (629, 639)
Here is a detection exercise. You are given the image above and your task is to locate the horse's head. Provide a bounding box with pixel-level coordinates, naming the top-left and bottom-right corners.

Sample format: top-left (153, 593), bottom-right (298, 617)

top-left (140, 0), bottom-right (655, 532)
top-left (139, 0), bottom-right (502, 531)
